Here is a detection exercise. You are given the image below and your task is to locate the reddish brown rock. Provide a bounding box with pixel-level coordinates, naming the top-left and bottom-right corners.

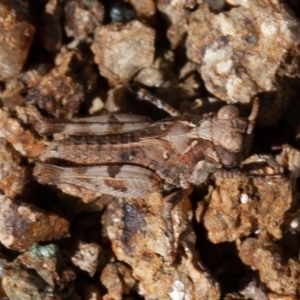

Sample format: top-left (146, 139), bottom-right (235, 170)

top-left (0, 138), bottom-right (27, 199)
top-left (0, 0), bottom-right (35, 81)
top-left (101, 262), bottom-right (136, 300)
top-left (238, 238), bottom-right (300, 295)
top-left (202, 157), bottom-right (293, 243)
top-left (0, 107), bottom-right (45, 158)
top-left (26, 47), bottom-right (97, 118)
top-left (0, 195), bottom-right (69, 251)
top-left (102, 193), bottom-right (220, 300)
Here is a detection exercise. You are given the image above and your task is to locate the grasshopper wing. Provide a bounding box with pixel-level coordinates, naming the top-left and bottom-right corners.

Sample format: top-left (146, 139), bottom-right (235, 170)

top-left (35, 114), bottom-right (153, 136)
top-left (34, 163), bottom-right (162, 198)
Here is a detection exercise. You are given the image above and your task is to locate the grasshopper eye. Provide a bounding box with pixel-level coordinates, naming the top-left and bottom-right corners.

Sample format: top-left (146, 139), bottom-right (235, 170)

top-left (218, 105), bottom-right (239, 119)
top-left (220, 131), bottom-right (243, 152)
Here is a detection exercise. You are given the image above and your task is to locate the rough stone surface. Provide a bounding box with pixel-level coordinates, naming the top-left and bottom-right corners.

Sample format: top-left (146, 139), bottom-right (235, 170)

top-left (2, 244), bottom-right (78, 299)
top-left (0, 0), bottom-right (300, 298)
top-left (71, 242), bottom-right (100, 276)
top-left (0, 138), bottom-right (27, 198)
top-left (26, 47), bottom-right (97, 118)
top-left (91, 20), bottom-right (155, 86)
top-left (102, 193), bottom-right (220, 300)
top-left (238, 238), bottom-right (300, 296)
top-left (39, 0), bottom-right (62, 53)
top-left (0, 107), bottom-right (45, 158)
top-left (64, 0), bottom-right (104, 38)
top-left (0, 195), bottom-right (69, 251)
top-left (186, 1), bottom-right (300, 103)
top-left (101, 262), bottom-right (136, 300)
top-left (0, 0), bottom-right (35, 81)
top-left (157, 0), bottom-right (191, 49)
top-left (202, 156), bottom-right (293, 243)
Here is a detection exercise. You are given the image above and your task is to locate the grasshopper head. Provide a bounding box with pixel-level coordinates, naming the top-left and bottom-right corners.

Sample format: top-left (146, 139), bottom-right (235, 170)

top-left (197, 98), bottom-right (259, 168)
top-left (213, 98), bottom-right (259, 167)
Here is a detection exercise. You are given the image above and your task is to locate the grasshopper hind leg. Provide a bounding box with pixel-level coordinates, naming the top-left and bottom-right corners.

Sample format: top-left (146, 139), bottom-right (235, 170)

top-left (160, 189), bottom-right (187, 266)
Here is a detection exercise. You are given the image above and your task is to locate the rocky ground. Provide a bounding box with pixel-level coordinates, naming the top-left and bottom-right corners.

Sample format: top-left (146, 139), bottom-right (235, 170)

top-left (1, 0), bottom-right (300, 299)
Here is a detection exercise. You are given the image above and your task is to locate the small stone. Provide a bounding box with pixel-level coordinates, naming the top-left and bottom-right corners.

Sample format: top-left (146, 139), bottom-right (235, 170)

top-left (91, 20), bottom-right (155, 86)
top-left (0, 195), bottom-right (69, 251)
top-left (0, 0), bottom-right (35, 81)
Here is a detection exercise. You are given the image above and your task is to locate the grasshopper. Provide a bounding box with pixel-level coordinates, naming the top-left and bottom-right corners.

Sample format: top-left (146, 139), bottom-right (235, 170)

top-left (33, 88), bottom-right (259, 198)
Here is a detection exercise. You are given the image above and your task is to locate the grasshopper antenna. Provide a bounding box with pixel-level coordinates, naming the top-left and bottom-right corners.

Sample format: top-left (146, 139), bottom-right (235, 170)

top-left (130, 85), bottom-right (181, 117)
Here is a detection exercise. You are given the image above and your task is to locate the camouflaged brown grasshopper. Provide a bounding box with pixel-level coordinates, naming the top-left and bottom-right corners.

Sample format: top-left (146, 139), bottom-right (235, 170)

top-left (33, 88), bottom-right (259, 199)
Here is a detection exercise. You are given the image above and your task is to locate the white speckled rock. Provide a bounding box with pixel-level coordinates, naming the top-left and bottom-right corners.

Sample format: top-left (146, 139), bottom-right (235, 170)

top-left (186, 0), bottom-right (300, 103)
